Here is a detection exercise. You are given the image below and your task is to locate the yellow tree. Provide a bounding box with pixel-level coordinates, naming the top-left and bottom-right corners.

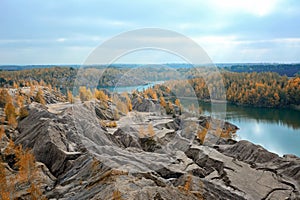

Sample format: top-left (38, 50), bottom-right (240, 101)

top-left (0, 89), bottom-right (12, 107)
top-left (13, 82), bottom-right (18, 89)
top-left (112, 189), bottom-right (123, 200)
top-left (197, 128), bottom-right (208, 144)
top-left (148, 124), bottom-right (155, 138)
top-left (175, 99), bottom-right (181, 107)
top-left (183, 174), bottom-right (192, 192)
top-left (0, 125), bottom-right (4, 139)
top-left (4, 102), bottom-right (17, 127)
top-left (67, 90), bottom-right (74, 104)
top-left (16, 149), bottom-right (36, 183)
top-left (79, 86), bottom-right (92, 102)
top-left (0, 158), bottom-right (10, 200)
top-left (122, 93), bottom-right (132, 112)
top-left (16, 94), bottom-right (24, 108)
top-left (137, 96), bottom-right (142, 104)
top-left (19, 107), bottom-right (29, 120)
top-left (94, 89), bottom-right (108, 101)
top-left (34, 89), bottom-right (46, 105)
top-left (159, 96), bottom-right (166, 107)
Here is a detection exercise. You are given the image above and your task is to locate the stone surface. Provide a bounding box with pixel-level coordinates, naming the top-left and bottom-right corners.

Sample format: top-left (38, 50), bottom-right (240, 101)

top-left (1, 98), bottom-right (298, 199)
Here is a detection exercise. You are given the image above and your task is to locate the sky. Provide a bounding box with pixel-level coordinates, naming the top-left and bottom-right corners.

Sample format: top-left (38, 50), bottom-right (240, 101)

top-left (0, 0), bottom-right (300, 64)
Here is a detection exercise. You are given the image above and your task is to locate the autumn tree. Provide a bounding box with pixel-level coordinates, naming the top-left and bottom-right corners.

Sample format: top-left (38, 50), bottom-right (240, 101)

top-left (4, 102), bottom-right (17, 127)
top-left (147, 124), bottom-right (155, 138)
top-left (138, 126), bottom-right (146, 137)
top-left (67, 90), bottom-right (74, 104)
top-left (79, 86), bottom-right (92, 102)
top-left (122, 93), bottom-right (132, 112)
top-left (13, 82), bottom-right (18, 89)
top-left (16, 149), bottom-right (35, 183)
top-left (0, 89), bottom-right (12, 107)
top-left (19, 107), bottom-right (29, 120)
top-left (183, 174), bottom-right (192, 192)
top-left (197, 128), bottom-right (208, 144)
top-left (175, 99), bottom-right (181, 107)
top-left (0, 158), bottom-right (10, 200)
top-left (34, 88), bottom-right (46, 105)
top-left (112, 189), bottom-right (123, 200)
top-left (137, 96), bottom-right (142, 104)
top-left (159, 96), bottom-right (166, 107)
top-left (16, 94), bottom-right (25, 108)
top-left (0, 125), bottom-right (4, 139)
top-left (113, 95), bottom-right (128, 114)
top-left (94, 89), bottom-right (108, 101)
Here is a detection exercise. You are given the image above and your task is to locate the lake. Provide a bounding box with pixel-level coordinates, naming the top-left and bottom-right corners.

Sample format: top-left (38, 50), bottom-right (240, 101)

top-left (103, 83), bottom-right (300, 157)
top-left (98, 81), bottom-right (164, 93)
top-left (199, 102), bottom-right (300, 157)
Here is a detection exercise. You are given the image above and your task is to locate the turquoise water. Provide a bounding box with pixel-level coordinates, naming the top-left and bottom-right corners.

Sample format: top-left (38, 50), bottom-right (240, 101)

top-left (102, 82), bottom-right (300, 157)
top-left (199, 102), bottom-right (300, 157)
top-left (99, 81), bottom-right (164, 93)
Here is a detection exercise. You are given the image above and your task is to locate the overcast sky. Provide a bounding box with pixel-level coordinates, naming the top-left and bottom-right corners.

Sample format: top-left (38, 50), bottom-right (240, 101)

top-left (1, 0), bottom-right (300, 64)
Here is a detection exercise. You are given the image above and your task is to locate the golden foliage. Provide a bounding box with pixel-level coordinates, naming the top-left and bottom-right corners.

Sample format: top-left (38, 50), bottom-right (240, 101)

top-left (197, 128), bottom-right (208, 144)
top-left (147, 124), bottom-right (155, 138)
top-left (175, 99), bottom-right (181, 107)
top-left (28, 182), bottom-right (47, 200)
top-left (0, 158), bottom-right (10, 200)
top-left (105, 121), bottom-right (117, 128)
top-left (16, 149), bottom-right (36, 183)
top-left (113, 95), bottom-right (128, 114)
top-left (1, 139), bottom-right (46, 199)
top-left (79, 86), bottom-right (92, 102)
top-left (0, 89), bottom-right (12, 107)
top-left (0, 125), bottom-right (4, 139)
top-left (122, 93), bottom-right (132, 112)
top-left (112, 189), bottom-right (123, 200)
top-left (137, 96), bottom-right (142, 104)
top-left (34, 88), bottom-right (46, 105)
top-left (138, 126), bottom-right (146, 137)
top-left (184, 174), bottom-right (192, 192)
top-left (94, 89), bottom-right (108, 101)
top-left (4, 102), bottom-right (17, 127)
top-left (159, 96), bottom-right (166, 107)
top-left (19, 107), bottom-right (29, 120)
top-left (16, 94), bottom-right (25, 108)
top-left (67, 90), bottom-right (74, 104)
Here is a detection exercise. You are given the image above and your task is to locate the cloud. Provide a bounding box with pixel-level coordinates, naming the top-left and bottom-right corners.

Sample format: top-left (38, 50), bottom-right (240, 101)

top-left (208, 0), bottom-right (281, 17)
top-left (0, 0), bottom-right (300, 64)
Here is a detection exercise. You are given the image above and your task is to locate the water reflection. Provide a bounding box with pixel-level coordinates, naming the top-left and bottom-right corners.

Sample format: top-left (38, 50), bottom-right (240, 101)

top-left (200, 103), bottom-right (300, 130)
top-left (199, 102), bottom-right (300, 156)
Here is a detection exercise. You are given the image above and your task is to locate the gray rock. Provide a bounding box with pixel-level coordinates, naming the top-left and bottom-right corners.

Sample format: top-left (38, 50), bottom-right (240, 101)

top-left (8, 100), bottom-right (300, 200)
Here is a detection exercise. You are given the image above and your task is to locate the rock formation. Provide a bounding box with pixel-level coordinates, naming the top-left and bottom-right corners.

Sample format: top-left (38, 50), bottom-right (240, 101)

top-left (0, 95), bottom-right (299, 199)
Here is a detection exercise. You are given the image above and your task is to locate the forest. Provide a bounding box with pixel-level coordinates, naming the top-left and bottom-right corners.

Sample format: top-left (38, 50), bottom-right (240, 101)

top-left (142, 72), bottom-right (300, 108)
top-left (0, 67), bottom-right (300, 108)
top-left (223, 63), bottom-right (300, 77)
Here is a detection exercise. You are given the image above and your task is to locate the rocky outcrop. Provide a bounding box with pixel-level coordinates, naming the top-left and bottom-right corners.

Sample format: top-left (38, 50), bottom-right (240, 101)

top-left (2, 100), bottom-right (298, 200)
